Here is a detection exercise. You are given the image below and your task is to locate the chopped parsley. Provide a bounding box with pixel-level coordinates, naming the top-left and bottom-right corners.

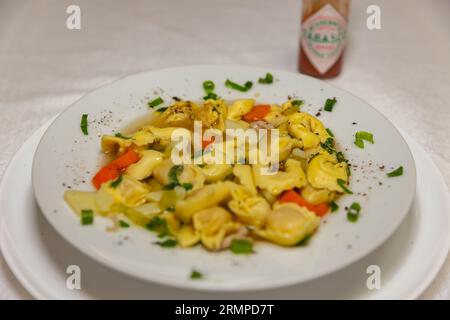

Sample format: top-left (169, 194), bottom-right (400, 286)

top-left (119, 220), bottom-right (130, 228)
top-left (258, 73), bottom-right (274, 84)
top-left (354, 131), bottom-right (374, 148)
top-left (337, 178), bottom-right (353, 194)
top-left (110, 175), bottom-right (123, 188)
top-left (156, 238), bottom-right (177, 248)
top-left (347, 202), bottom-right (361, 222)
top-left (81, 209), bottom-right (94, 225)
top-left (324, 97), bottom-right (337, 112)
top-left (330, 201), bottom-right (339, 212)
top-left (80, 114), bottom-right (88, 135)
top-left (148, 97), bottom-right (164, 108)
top-left (225, 79), bottom-right (253, 92)
top-left (190, 269), bottom-right (203, 279)
top-left (230, 239), bottom-right (253, 254)
top-left (387, 166), bottom-right (403, 177)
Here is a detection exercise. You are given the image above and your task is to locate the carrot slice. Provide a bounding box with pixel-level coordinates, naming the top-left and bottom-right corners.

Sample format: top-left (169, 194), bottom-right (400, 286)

top-left (242, 104), bottom-right (271, 121)
top-left (202, 136), bottom-right (215, 149)
top-left (110, 149), bottom-right (140, 169)
top-left (279, 189), bottom-right (330, 217)
top-left (92, 164), bottom-right (119, 190)
top-left (92, 149), bottom-right (140, 189)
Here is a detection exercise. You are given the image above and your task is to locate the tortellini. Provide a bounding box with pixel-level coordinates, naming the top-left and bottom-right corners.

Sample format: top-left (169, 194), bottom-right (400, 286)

top-left (254, 203), bottom-right (320, 246)
top-left (306, 154), bottom-right (348, 192)
top-left (287, 112), bottom-right (329, 149)
top-left (125, 150), bottom-right (163, 180)
top-left (65, 98), bottom-right (350, 252)
top-left (253, 159), bottom-right (306, 195)
top-left (227, 99), bottom-right (254, 121)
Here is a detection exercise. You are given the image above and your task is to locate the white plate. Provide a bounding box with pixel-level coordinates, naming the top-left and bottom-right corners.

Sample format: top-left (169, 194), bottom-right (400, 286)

top-left (32, 66), bottom-right (416, 290)
top-left (1, 120), bottom-right (449, 299)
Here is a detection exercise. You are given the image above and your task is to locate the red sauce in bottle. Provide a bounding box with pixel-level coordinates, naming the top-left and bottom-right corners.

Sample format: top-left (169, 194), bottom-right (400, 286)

top-left (299, 0), bottom-right (351, 78)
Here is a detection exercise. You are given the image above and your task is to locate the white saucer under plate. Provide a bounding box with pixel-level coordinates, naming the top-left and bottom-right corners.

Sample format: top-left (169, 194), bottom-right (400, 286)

top-left (0, 120), bottom-right (449, 299)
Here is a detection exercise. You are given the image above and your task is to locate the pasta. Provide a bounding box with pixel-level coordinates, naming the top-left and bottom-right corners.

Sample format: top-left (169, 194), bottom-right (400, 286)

top-left (65, 98), bottom-right (350, 252)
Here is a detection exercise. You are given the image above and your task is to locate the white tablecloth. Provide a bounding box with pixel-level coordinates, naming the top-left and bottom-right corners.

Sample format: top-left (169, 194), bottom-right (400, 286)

top-left (0, 0), bottom-right (449, 299)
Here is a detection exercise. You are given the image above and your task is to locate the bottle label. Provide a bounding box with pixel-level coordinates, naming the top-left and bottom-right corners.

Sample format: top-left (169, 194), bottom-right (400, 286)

top-left (301, 4), bottom-right (347, 74)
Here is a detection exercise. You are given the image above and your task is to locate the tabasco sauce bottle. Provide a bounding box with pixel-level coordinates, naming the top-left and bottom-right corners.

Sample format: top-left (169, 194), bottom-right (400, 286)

top-left (299, 0), bottom-right (351, 78)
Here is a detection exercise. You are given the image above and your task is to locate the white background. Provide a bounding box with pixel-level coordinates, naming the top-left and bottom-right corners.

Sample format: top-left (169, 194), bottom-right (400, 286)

top-left (0, 0), bottom-right (449, 299)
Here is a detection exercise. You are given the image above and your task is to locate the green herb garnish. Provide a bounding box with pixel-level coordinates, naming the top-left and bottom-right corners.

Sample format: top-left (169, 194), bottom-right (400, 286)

top-left (336, 151), bottom-right (346, 163)
top-left (291, 99), bottom-right (304, 107)
top-left (156, 107), bottom-right (168, 113)
top-left (81, 209), bottom-right (94, 225)
top-left (258, 73), bottom-right (274, 84)
top-left (114, 132), bottom-right (131, 139)
top-left (163, 165), bottom-right (192, 190)
top-left (119, 220), bottom-right (130, 228)
top-left (330, 201), bottom-right (339, 212)
top-left (203, 80), bottom-right (219, 100)
top-left (225, 79), bottom-right (253, 92)
top-left (326, 128), bottom-right (334, 137)
top-left (80, 114), bottom-right (88, 135)
top-left (337, 178), bottom-right (353, 194)
top-left (324, 97), bottom-right (337, 112)
top-left (230, 239), bottom-right (253, 254)
top-left (354, 131), bottom-right (374, 148)
top-left (146, 216), bottom-right (171, 238)
top-left (156, 238), bottom-right (177, 248)
top-left (347, 202), bottom-right (361, 222)
top-left (110, 175), bottom-right (123, 188)
top-left (148, 97), bottom-right (164, 108)
top-left (190, 269), bottom-right (203, 279)
top-left (320, 137), bottom-right (335, 154)
top-left (297, 234), bottom-right (312, 246)
top-left (387, 166), bottom-right (403, 177)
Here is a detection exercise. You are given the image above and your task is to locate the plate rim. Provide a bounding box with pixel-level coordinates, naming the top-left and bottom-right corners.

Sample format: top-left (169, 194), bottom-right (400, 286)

top-left (30, 65), bottom-right (418, 291)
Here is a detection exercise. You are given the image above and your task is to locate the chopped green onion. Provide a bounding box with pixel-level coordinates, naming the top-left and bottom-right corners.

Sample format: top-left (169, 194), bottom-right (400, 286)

top-left (181, 183), bottom-right (193, 190)
top-left (347, 202), bottom-right (361, 222)
top-left (291, 99), bottom-right (304, 107)
top-left (337, 178), bottom-right (353, 194)
top-left (326, 128), bottom-right (334, 137)
top-left (203, 92), bottom-right (218, 100)
top-left (230, 239), bottom-right (253, 254)
top-left (156, 239), bottom-right (177, 248)
top-left (387, 166), bottom-right (403, 177)
top-left (336, 151), bottom-right (346, 163)
top-left (320, 137), bottom-right (335, 154)
top-left (330, 201), bottom-right (339, 212)
top-left (119, 220), bottom-right (130, 228)
top-left (203, 80), bottom-right (215, 92)
top-left (110, 175), bottom-right (123, 188)
top-left (146, 216), bottom-right (170, 238)
top-left (114, 132), bottom-right (131, 139)
top-left (297, 234), bottom-right (312, 246)
top-left (81, 209), bottom-right (94, 225)
top-left (80, 114), bottom-right (88, 135)
top-left (148, 97), bottom-right (164, 108)
top-left (354, 131), bottom-right (374, 148)
top-left (156, 107), bottom-right (168, 113)
top-left (324, 97), bottom-right (337, 112)
top-left (190, 269), bottom-right (203, 279)
top-left (225, 79), bottom-right (253, 92)
top-left (258, 73), bottom-right (273, 84)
